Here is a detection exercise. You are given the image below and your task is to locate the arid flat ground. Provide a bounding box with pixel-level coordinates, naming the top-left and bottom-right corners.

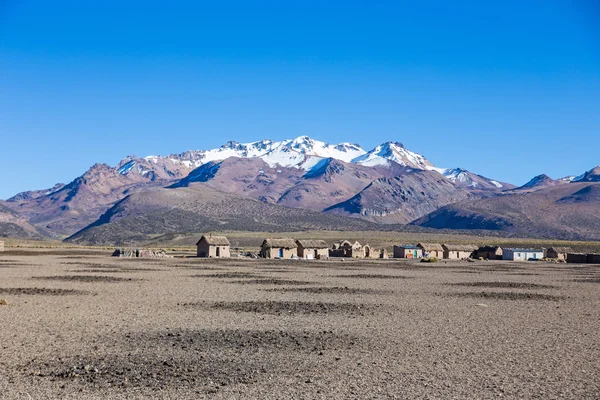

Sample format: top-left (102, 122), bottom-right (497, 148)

top-left (1, 249), bottom-right (599, 399)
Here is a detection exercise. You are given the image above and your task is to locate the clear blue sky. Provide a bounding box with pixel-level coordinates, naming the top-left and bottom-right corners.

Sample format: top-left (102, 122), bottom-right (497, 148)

top-left (1, 1), bottom-right (599, 199)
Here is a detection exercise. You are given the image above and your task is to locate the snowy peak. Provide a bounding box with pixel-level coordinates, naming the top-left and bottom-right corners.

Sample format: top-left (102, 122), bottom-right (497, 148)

top-left (573, 166), bottom-right (600, 182)
top-left (441, 168), bottom-right (509, 190)
top-left (522, 174), bottom-right (555, 188)
top-left (353, 141), bottom-right (434, 170)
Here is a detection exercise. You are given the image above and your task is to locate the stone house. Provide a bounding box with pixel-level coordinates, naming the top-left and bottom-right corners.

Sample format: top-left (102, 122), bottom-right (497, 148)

top-left (442, 244), bottom-right (477, 260)
top-left (393, 245), bottom-right (423, 259)
top-left (196, 235), bottom-right (231, 258)
top-left (260, 238), bottom-right (298, 259)
top-left (417, 243), bottom-right (443, 259)
top-left (296, 239), bottom-right (329, 260)
top-left (475, 246), bottom-right (503, 260)
top-left (546, 247), bottom-right (573, 260)
top-left (330, 240), bottom-right (366, 258)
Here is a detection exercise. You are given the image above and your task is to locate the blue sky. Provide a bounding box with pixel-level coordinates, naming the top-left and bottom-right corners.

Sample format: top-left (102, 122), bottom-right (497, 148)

top-left (1, 0), bottom-right (599, 199)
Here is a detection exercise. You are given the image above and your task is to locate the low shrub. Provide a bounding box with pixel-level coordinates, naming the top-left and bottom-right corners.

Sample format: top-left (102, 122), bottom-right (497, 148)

top-left (421, 257), bottom-right (439, 263)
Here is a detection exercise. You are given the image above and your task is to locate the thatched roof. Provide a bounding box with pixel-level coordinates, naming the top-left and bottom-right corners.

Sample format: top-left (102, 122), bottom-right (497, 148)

top-left (442, 244), bottom-right (478, 251)
top-left (417, 243), bottom-right (443, 251)
top-left (296, 239), bottom-right (328, 249)
top-left (261, 238), bottom-right (298, 249)
top-left (197, 235), bottom-right (230, 246)
top-left (548, 247), bottom-right (573, 253)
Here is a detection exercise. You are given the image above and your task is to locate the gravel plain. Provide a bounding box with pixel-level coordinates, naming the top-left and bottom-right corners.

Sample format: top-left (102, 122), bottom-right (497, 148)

top-left (0, 249), bottom-right (599, 399)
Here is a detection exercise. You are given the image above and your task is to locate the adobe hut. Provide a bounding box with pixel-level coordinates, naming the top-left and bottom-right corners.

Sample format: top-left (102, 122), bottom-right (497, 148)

top-left (502, 248), bottom-right (544, 261)
top-left (196, 235), bottom-right (231, 258)
top-left (296, 239), bottom-right (329, 260)
top-left (546, 247), bottom-right (572, 261)
top-left (417, 243), bottom-right (443, 259)
top-left (379, 248), bottom-right (388, 259)
top-left (393, 245), bottom-right (423, 259)
top-left (260, 238), bottom-right (298, 259)
top-left (442, 244), bottom-right (477, 260)
top-left (475, 246), bottom-right (503, 260)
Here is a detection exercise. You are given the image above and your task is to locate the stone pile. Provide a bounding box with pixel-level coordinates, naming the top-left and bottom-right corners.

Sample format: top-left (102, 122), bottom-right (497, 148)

top-left (112, 248), bottom-right (171, 258)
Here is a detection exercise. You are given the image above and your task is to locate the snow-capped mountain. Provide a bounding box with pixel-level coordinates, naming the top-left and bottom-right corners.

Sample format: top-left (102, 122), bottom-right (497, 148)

top-left (438, 168), bottom-right (513, 191)
top-left (352, 142), bottom-right (434, 170)
top-left (1, 135), bottom-right (512, 238)
top-left (135, 136), bottom-right (367, 174)
top-left (115, 136), bottom-right (441, 178)
top-left (572, 166), bottom-right (600, 182)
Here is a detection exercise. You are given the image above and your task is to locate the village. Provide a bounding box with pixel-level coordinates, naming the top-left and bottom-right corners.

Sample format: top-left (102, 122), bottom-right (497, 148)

top-left (189, 236), bottom-right (599, 263)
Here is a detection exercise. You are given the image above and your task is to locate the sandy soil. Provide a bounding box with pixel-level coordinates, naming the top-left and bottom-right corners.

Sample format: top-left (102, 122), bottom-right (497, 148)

top-left (0, 250), bottom-right (599, 399)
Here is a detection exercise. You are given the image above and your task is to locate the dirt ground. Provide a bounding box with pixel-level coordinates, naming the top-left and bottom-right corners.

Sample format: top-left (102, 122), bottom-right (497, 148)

top-left (0, 249), bottom-right (599, 399)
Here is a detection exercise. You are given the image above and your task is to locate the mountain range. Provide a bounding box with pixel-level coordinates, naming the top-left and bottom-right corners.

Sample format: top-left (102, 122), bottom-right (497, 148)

top-left (1, 136), bottom-right (599, 244)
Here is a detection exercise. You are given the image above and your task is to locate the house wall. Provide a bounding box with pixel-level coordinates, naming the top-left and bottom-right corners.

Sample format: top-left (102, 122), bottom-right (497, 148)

top-left (0, 241), bottom-right (4, 252)
top-left (197, 243), bottom-right (230, 258)
top-left (587, 254), bottom-right (600, 264)
top-left (422, 249), bottom-right (442, 259)
top-left (547, 250), bottom-right (567, 260)
top-left (477, 250), bottom-right (502, 260)
top-left (567, 253), bottom-right (588, 263)
top-left (298, 247), bottom-right (329, 259)
top-left (444, 250), bottom-right (473, 260)
top-left (503, 250), bottom-right (543, 261)
top-left (393, 246), bottom-right (422, 259)
top-left (262, 247), bottom-right (296, 259)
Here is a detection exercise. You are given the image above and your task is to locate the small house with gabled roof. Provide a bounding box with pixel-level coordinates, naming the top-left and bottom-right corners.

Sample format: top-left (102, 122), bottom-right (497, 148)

top-left (546, 247), bottom-right (573, 261)
top-left (417, 243), bottom-right (443, 259)
top-left (442, 244), bottom-right (477, 260)
top-left (475, 246), bottom-right (503, 260)
top-left (260, 238), bottom-right (298, 259)
top-left (296, 239), bottom-right (329, 259)
top-left (393, 245), bottom-right (423, 259)
top-left (196, 235), bottom-right (231, 258)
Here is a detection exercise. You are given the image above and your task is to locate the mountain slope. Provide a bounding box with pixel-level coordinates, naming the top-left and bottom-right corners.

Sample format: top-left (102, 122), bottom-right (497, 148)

top-left (412, 182), bottom-right (600, 240)
top-left (441, 168), bottom-right (515, 191)
top-left (2, 163), bottom-right (173, 237)
top-left (511, 174), bottom-right (567, 193)
top-left (66, 185), bottom-right (385, 245)
top-left (324, 170), bottom-right (473, 224)
top-left (0, 203), bottom-right (45, 239)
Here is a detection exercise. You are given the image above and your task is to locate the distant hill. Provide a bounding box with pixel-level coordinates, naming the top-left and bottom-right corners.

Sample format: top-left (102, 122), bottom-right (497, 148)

top-left (324, 170), bottom-right (473, 224)
top-left (65, 185), bottom-right (387, 245)
top-left (412, 182), bottom-right (600, 240)
top-left (0, 203), bottom-right (45, 239)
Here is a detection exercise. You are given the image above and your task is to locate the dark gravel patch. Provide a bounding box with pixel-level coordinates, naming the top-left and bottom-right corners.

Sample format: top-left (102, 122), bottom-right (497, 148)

top-left (446, 291), bottom-right (565, 301)
top-left (33, 275), bottom-right (140, 283)
top-left (263, 286), bottom-right (389, 295)
top-left (227, 278), bottom-right (315, 286)
top-left (449, 282), bottom-right (557, 289)
top-left (26, 328), bottom-right (362, 393)
top-left (196, 300), bottom-right (382, 316)
top-left (0, 287), bottom-right (91, 296)
top-left (190, 272), bottom-right (266, 279)
top-left (5, 250), bottom-right (109, 257)
top-left (329, 274), bottom-right (412, 279)
top-left (573, 277), bottom-right (600, 283)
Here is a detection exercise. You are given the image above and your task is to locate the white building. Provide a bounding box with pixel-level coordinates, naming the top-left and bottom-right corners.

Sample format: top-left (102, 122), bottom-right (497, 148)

top-left (502, 248), bottom-right (544, 261)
